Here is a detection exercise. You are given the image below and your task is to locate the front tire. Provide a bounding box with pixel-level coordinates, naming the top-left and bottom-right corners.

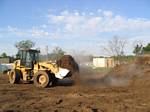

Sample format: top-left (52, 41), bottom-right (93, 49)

top-left (52, 77), bottom-right (59, 86)
top-left (34, 71), bottom-right (52, 88)
top-left (9, 69), bottom-right (21, 84)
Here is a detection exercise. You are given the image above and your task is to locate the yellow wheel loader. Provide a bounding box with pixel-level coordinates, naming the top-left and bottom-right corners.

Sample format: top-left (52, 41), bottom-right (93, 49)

top-left (8, 49), bottom-right (71, 88)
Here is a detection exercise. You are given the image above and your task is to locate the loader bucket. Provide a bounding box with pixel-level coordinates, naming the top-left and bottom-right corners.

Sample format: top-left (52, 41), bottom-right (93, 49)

top-left (55, 68), bottom-right (70, 79)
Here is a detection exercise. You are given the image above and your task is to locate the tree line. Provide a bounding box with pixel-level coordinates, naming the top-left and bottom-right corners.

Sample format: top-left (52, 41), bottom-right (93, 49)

top-left (133, 43), bottom-right (150, 55)
top-left (0, 40), bottom-right (65, 61)
top-left (103, 36), bottom-right (150, 63)
top-left (1, 39), bottom-right (150, 62)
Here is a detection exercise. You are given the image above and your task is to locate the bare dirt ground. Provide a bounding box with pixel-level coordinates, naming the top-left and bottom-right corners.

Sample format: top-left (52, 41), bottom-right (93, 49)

top-left (0, 65), bottom-right (150, 112)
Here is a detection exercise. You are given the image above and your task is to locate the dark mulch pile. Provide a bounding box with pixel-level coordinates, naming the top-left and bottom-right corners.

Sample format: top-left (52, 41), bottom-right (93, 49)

top-left (56, 55), bottom-right (79, 77)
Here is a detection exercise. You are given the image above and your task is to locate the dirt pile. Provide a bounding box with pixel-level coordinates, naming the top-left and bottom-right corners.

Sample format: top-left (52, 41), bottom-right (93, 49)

top-left (112, 55), bottom-right (150, 76)
top-left (100, 55), bottom-right (150, 87)
top-left (57, 55), bottom-right (79, 77)
top-left (135, 55), bottom-right (150, 65)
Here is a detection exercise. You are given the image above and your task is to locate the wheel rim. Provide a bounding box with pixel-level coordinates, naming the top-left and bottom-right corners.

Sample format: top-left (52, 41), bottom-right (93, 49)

top-left (38, 74), bottom-right (47, 85)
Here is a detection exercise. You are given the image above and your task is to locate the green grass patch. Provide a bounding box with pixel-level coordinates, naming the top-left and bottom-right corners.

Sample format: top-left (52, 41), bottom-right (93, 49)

top-left (93, 67), bottom-right (113, 73)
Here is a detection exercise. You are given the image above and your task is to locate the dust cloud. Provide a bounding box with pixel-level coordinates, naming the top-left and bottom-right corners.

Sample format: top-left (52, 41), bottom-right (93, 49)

top-left (65, 53), bottom-right (150, 87)
top-left (73, 63), bottom-right (145, 87)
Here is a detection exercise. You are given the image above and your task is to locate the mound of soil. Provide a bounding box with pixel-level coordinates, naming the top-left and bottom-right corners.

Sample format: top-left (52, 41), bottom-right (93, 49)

top-left (100, 55), bottom-right (150, 87)
top-left (135, 55), bottom-right (150, 65)
top-left (56, 55), bottom-right (79, 77)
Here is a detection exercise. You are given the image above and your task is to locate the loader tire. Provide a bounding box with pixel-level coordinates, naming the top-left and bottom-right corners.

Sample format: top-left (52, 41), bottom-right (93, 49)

top-left (34, 71), bottom-right (52, 88)
top-left (9, 69), bottom-right (21, 84)
top-left (52, 77), bottom-right (58, 86)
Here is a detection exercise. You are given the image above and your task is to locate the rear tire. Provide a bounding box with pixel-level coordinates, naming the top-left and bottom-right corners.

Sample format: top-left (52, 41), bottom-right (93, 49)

top-left (9, 69), bottom-right (21, 84)
top-left (34, 71), bottom-right (52, 88)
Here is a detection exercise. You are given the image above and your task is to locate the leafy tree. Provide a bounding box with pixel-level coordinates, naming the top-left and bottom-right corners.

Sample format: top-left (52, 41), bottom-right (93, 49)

top-left (48, 46), bottom-right (65, 61)
top-left (15, 40), bottom-right (35, 50)
top-left (133, 44), bottom-right (143, 55)
top-left (1, 52), bottom-right (7, 58)
top-left (143, 43), bottom-right (150, 54)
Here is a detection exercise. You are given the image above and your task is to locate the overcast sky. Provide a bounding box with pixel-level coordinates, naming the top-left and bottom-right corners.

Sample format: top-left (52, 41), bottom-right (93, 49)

top-left (0, 0), bottom-right (150, 56)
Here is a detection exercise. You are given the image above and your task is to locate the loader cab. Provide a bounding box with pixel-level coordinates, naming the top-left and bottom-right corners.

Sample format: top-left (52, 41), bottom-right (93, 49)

top-left (18, 49), bottom-right (40, 68)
